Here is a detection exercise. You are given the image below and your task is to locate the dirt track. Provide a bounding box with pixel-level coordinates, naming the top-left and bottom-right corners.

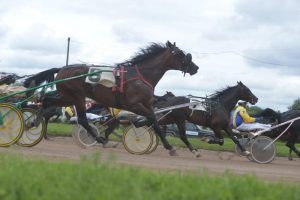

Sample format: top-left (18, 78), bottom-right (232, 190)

top-left (1, 137), bottom-right (300, 182)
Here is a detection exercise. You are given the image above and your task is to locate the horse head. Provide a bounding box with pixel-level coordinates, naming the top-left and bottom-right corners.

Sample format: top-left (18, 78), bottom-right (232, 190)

top-left (260, 108), bottom-right (280, 122)
top-left (237, 81), bottom-right (258, 105)
top-left (164, 91), bottom-right (175, 98)
top-left (165, 41), bottom-right (199, 76)
top-left (0, 75), bottom-right (16, 85)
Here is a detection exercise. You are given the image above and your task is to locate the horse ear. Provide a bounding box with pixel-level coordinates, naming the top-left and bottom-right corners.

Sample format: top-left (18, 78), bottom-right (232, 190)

top-left (173, 42), bottom-right (176, 47)
top-left (166, 41), bottom-right (173, 48)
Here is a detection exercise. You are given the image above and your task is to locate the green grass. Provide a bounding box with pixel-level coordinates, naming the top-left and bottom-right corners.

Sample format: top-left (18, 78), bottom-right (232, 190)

top-left (47, 123), bottom-right (299, 158)
top-left (0, 153), bottom-right (299, 200)
top-left (47, 122), bottom-right (76, 136)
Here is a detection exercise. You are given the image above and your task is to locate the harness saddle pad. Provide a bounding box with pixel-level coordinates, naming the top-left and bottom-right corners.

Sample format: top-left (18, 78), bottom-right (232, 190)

top-left (189, 99), bottom-right (206, 111)
top-left (85, 67), bottom-right (115, 88)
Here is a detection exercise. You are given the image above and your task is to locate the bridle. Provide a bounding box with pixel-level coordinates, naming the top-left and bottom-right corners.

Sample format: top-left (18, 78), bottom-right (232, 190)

top-left (171, 49), bottom-right (193, 76)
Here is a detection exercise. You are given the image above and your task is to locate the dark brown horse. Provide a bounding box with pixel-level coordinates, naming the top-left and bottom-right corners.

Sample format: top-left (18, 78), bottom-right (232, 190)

top-left (261, 108), bottom-right (300, 160)
top-left (102, 82), bottom-right (258, 156)
top-left (155, 82), bottom-right (258, 156)
top-left (27, 41), bottom-right (199, 155)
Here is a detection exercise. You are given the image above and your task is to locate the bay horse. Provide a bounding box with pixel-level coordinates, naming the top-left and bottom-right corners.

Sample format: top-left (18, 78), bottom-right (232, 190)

top-left (26, 41), bottom-right (199, 155)
top-left (261, 108), bottom-right (300, 160)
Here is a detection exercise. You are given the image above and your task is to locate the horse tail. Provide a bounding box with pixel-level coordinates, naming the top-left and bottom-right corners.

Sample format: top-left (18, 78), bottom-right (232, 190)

top-left (24, 68), bottom-right (61, 88)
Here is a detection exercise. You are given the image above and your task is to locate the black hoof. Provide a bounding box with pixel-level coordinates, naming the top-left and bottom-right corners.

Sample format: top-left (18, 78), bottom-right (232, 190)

top-left (96, 136), bottom-right (108, 144)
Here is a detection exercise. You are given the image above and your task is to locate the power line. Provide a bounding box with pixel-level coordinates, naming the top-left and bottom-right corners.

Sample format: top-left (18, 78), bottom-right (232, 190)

top-left (196, 51), bottom-right (299, 67)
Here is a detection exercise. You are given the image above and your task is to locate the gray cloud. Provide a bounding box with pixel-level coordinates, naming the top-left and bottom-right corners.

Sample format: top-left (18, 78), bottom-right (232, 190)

top-left (8, 24), bottom-right (81, 55)
top-left (235, 0), bottom-right (300, 27)
top-left (111, 24), bottom-right (148, 44)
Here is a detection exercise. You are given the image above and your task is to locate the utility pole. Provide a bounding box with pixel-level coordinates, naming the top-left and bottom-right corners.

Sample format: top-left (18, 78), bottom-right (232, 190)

top-left (66, 37), bottom-right (70, 66)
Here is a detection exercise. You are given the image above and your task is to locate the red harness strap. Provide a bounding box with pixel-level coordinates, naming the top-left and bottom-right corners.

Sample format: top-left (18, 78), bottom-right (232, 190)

top-left (113, 65), bottom-right (153, 93)
top-left (123, 65), bottom-right (154, 91)
top-left (112, 65), bottom-right (125, 92)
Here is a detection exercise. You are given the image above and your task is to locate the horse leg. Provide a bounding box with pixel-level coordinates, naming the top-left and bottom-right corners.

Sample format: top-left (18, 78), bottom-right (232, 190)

top-left (176, 121), bottom-right (200, 157)
top-left (104, 118), bottom-right (119, 140)
top-left (34, 94), bottom-right (68, 126)
top-left (286, 131), bottom-right (300, 160)
top-left (74, 99), bottom-right (107, 145)
top-left (43, 116), bottom-right (49, 140)
top-left (149, 113), bottom-right (177, 156)
top-left (208, 127), bottom-right (224, 146)
top-left (129, 104), bottom-right (175, 155)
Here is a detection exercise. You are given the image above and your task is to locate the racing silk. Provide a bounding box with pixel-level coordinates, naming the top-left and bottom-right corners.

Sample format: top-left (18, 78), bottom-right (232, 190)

top-left (109, 107), bottom-right (121, 116)
top-left (65, 107), bottom-right (74, 117)
top-left (230, 106), bottom-right (256, 128)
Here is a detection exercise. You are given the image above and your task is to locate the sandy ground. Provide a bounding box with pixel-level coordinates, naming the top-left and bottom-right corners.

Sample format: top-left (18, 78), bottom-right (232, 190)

top-left (1, 137), bottom-right (300, 182)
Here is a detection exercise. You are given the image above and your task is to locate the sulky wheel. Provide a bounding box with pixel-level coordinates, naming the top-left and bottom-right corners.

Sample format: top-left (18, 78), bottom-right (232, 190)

top-left (17, 108), bottom-right (46, 147)
top-left (0, 103), bottom-right (24, 147)
top-left (73, 123), bottom-right (100, 148)
top-left (123, 124), bottom-right (153, 155)
top-left (146, 127), bottom-right (159, 154)
top-left (250, 136), bottom-right (276, 164)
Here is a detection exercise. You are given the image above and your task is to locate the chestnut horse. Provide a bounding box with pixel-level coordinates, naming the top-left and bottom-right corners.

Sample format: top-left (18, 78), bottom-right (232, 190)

top-left (26, 41), bottom-right (199, 155)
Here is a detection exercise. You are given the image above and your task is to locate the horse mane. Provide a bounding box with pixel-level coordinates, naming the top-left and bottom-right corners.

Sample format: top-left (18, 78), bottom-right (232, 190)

top-left (127, 43), bottom-right (167, 64)
top-left (154, 96), bottom-right (189, 109)
top-left (209, 85), bottom-right (237, 99)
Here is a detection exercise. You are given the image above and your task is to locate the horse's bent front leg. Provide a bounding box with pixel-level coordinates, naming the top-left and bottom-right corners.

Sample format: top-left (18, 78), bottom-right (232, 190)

top-left (147, 113), bottom-right (177, 156)
top-left (208, 127), bottom-right (224, 146)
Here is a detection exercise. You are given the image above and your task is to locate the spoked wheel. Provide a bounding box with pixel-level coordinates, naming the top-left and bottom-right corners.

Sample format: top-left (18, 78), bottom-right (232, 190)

top-left (250, 136), bottom-right (276, 164)
top-left (123, 124), bottom-right (153, 155)
top-left (0, 103), bottom-right (24, 147)
top-left (73, 123), bottom-right (100, 147)
top-left (17, 108), bottom-right (46, 147)
top-left (146, 128), bottom-right (159, 154)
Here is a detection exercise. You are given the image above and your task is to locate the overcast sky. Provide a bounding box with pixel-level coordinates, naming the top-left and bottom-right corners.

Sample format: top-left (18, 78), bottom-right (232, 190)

top-left (1, 0), bottom-right (300, 111)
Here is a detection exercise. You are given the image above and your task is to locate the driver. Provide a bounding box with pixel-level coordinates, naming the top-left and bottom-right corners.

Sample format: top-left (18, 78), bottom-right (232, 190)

top-left (230, 101), bottom-right (271, 131)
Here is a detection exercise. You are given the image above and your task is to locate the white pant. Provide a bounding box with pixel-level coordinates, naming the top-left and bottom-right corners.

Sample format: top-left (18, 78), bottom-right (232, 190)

top-left (236, 123), bottom-right (271, 132)
top-left (70, 113), bottom-right (100, 122)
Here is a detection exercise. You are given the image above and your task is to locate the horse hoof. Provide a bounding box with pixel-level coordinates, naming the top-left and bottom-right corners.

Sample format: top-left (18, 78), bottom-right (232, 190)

top-left (192, 150), bottom-right (201, 158)
top-left (103, 142), bottom-right (119, 148)
top-left (169, 149), bottom-right (178, 156)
